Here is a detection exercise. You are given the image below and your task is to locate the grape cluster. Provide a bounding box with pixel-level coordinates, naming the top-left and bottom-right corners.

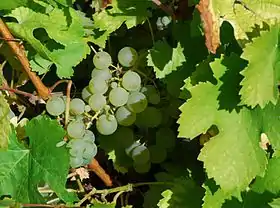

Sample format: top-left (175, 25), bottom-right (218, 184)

top-left (156, 16), bottom-right (172, 31)
top-left (45, 46), bottom-right (178, 172)
top-left (45, 96), bottom-right (97, 168)
top-left (81, 47), bottom-right (149, 136)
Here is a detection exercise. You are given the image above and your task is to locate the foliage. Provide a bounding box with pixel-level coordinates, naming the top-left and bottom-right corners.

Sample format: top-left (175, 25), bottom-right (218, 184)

top-left (1, 0), bottom-right (280, 207)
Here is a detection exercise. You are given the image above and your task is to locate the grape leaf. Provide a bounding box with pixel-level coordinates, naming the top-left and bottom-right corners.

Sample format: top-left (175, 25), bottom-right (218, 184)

top-left (0, 92), bottom-right (11, 149)
top-left (156, 177), bottom-right (204, 208)
top-left (210, 0), bottom-right (280, 42)
top-left (178, 57), bottom-right (277, 193)
top-left (147, 41), bottom-right (186, 79)
top-left (0, 115), bottom-right (78, 203)
top-left (252, 157), bottom-right (280, 195)
top-left (92, 0), bottom-right (152, 47)
top-left (269, 198), bottom-right (280, 208)
top-left (239, 25), bottom-right (280, 108)
top-left (157, 189), bottom-right (172, 208)
top-left (0, 0), bottom-right (28, 10)
top-left (7, 6), bottom-right (90, 78)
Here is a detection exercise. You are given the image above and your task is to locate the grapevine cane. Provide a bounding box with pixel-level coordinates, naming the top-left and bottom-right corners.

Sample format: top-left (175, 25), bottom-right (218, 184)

top-left (0, 18), bottom-right (50, 100)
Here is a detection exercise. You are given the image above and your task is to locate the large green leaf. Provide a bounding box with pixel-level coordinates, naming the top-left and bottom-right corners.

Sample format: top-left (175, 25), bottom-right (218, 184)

top-left (147, 41), bottom-right (186, 79)
top-left (178, 56), bottom-right (280, 194)
top-left (239, 26), bottom-right (280, 108)
top-left (7, 6), bottom-right (90, 78)
top-left (0, 115), bottom-right (78, 203)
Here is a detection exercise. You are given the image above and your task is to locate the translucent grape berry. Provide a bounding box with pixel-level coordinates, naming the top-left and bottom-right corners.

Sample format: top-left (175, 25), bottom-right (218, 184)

top-left (96, 114), bottom-right (118, 135)
top-left (93, 51), bottom-right (112, 69)
top-left (122, 71), bottom-right (141, 91)
top-left (118, 47), bottom-right (138, 67)
top-left (109, 87), bottom-right (129, 107)
top-left (46, 96), bottom-right (65, 116)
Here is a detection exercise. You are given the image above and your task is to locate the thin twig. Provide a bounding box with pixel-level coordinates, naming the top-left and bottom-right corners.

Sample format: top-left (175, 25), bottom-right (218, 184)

top-left (0, 18), bottom-right (50, 99)
top-left (49, 80), bottom-right (69, 92)
top-left (76, 188), bottom-right (96, 206)
top-left (146, 18), bottom-right (155, 45)
top-left (65, 80), bottom-right (72, 126)
top-left (22, 204), bottom-right (53, 207)
top-left (0, 86), bottom-right (38, 100)
top-left (88, 159), bottom-right (113, 187)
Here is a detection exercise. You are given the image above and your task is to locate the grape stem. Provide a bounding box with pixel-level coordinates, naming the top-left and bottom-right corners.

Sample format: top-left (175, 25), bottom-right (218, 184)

top-left (88, 159), bottom-right (113, 187)
top-left (49, 80), bottom-right (69, 92)
top-left (90, 45), bottom-right (97, 54)
top-left (76, 181), bottom-right (174, 206)
top-left (0, 18), bottom-right (50, 99)
top-left (0, 86), bottom-right (38, 100)
top-left (65, 80), bottom-right (72, 126)
top-left (146, 18), bottom-right (155, 45)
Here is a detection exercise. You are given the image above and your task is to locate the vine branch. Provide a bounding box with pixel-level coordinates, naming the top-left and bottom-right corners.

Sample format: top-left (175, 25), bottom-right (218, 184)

top-left (88, 158), bottom-right (113, 187)
top-left (152, 0), bottom-right (174, 17)
top-left (0, 18), bottom-right (50, 99)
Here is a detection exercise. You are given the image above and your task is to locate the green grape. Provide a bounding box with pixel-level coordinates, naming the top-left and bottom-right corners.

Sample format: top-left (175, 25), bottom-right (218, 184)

top-left (70, 156), bottom-right (84, 168)
top-left (118, 47), bottom-right (138, 67)
top-left (67, 120), bottom-right (86, 139)
top-left (93, 51), bottom-right (112, 69)
top-left (135, 107), bottom-right (162, 128)
top-left (148, 145), bottom-right (167, 164)
top-left (88, 78), bottom-right (108, 94)
top-left (110, 82), bottom-right (118, 89)
top-left (134, 161), bottom-right (151, 174)
top-left (82, 143), bottom-right (97, 160)
top-left (122, 71), bottom-right (141, 91)
top-left (85, 105), bottom-right (91, 112)
top-left (156, 17), bottom-right (164, 30)
top-left (109, 87), bottom-right (129, 107)
top-left (82, 87), bottom-right (92, 102)
top-left (125, 141), bottom-right (140, 156)
top-left (156, 128), bottom-right (176, 150)
top-left (83, 130), bottom-right (95, 142)
top-left (46, 96), bottom-right (65, 116)
top-left (91, 68), bottom-right (112, 80)
top-left (67, 139), bottom-right (86, 156)
top-left (115, 106), bottom-right (136, 126)
top-left (126, 92), bottom-right (147, 113)
top-left (141, 85), bottom-right (160, 104)
top-left (161, 16), bottom-right (171, 26)
top-left (131, 145), bottom-right (150, 164)
top-left (88, 94), bottom-right (106, 112)
top-left (96, 114), bottom-right (118, 135)
top-left (70, 98), bottom-right (85, 115)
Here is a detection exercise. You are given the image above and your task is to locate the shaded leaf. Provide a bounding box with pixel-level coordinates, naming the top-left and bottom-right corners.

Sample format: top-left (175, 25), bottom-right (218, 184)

top-left (147, 41), bottom-right (186, 79)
